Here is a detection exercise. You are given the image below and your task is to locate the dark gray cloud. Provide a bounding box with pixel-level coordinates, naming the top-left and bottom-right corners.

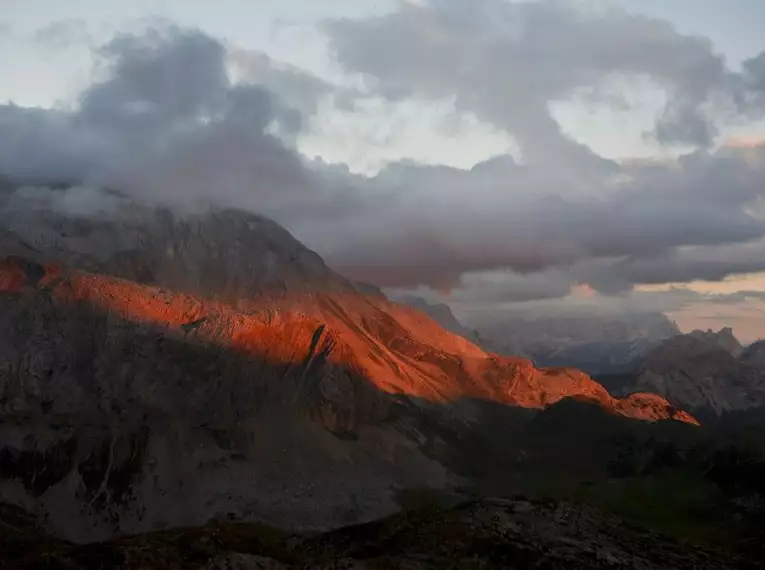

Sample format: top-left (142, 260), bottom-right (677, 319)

top-left (324, 0), bottom-right (764, 152)
top-left (581, 238), bottom-right (765, 294)
top-left (309, 148), bottom-right (765, 290)
top-left (0, 25), bottom-right (331, 217)
top-left (741, 51), bottom-right (765, 114)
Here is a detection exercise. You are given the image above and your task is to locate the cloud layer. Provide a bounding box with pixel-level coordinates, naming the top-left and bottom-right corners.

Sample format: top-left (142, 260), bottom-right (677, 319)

top-left (325, 0), bottom-right (765, 154)
top-left (1, 2), bottom-right (765, 314)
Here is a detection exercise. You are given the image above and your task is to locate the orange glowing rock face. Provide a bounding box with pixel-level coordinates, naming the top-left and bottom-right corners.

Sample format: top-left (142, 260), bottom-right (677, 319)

top-left (0, 255), bottom-right (699, 426)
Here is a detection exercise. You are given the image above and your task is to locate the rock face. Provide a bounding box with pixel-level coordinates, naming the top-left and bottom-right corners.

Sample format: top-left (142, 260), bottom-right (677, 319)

top-left (0, 191), bottom-right (696, 541)
top-left (0, 193), bottom-right (354, 300)
top-left (741, 340), bottom-right (765, 369)
top-left (619, 329), bottom-right (765, 414)
top-left (467, 311), bottom-right (680, 375)
top-left (688, 327), bottom-right (744, 357)
top-left (0, 498), bottom-right (752, 569)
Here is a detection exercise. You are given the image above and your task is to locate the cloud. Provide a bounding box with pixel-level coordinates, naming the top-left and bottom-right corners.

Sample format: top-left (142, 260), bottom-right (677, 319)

top-left (324, 0), bottom-right (764, 153)
top-left (452, 281), bottom-right (765, 328)
top-left (0, 25), bottom-right (334, 217)
top-left (581, 238), bottom-right (765, 293)
top-left (1, 19), bottom-right (765, 308)
top-left (307, 147), bottom-right (765, 290)
top-left (227, 48), bottom-right (357, 120)
top-left (741, 51), bottom-right (765, 113)
top-left (386, 267), bottom-right (578, 306)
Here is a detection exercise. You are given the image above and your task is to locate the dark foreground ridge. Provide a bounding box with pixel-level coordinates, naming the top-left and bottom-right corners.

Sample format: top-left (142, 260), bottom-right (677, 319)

top-left (1, 497), bottom-right (755, 569)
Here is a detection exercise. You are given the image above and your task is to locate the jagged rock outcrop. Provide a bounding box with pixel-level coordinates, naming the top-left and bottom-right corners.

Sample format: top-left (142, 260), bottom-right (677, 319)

top-left (688, 327), bottom-right (744, 357)
top-left (620, 329), bottom-right (765, 414)
top-left (0, 191), bottom-right (697, 541)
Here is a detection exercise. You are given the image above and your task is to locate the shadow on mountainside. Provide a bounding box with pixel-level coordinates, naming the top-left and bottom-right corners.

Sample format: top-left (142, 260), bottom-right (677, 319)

top-left (0, 260), bottom-right (763, 562)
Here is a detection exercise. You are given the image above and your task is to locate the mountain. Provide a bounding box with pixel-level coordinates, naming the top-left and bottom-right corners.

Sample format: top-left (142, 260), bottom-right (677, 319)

top-left (688, 327), bottom-right (744, 356)
top-left (741, 339), bottom-right (765, 369)
top-left (466, 311), bottom-right (681, 375)
top-left (0, 189), bottom-right (695, 541)
top-left (611, 328), bottom-right (765, 414)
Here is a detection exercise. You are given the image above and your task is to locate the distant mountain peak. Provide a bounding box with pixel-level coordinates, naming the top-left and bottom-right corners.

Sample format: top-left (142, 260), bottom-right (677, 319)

top-left (687, 326), bottom-right (743, 356)
top-left (619, 328), bottom-right (765, 415)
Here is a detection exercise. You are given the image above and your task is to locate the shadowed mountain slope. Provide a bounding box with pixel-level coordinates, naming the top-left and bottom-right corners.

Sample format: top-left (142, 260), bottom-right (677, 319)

top-left (0, 197), bottom-right (696, 542)
top-left (612, 328), bottom-right (765, 414)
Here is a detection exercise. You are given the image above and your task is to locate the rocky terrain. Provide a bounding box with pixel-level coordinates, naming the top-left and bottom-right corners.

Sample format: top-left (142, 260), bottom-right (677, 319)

top-left (0, 496), bottom-right (755, 569)
top-left (741, 339), bottom-right (765, 369)
top-left (387, 294), bottom-right (483, 346)
top-left (0, 185), bottom-right (698, 545)
top-left (609, 328), bottom-right (765, 414)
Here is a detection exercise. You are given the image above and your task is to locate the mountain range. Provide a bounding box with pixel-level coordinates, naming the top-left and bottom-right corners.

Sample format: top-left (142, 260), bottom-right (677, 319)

top-left (604, 327), bottom-right (765, 415)
top-left (0, 184), bottom-right (763, 567)
top-left (396, 295), bottom-right (765, 416)
top-left (0, 186), bottom-right (693, 540)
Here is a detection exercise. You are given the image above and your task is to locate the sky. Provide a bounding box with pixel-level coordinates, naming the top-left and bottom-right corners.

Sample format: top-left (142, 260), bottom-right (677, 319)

top-left (1, 0), bottom-right (765, 341)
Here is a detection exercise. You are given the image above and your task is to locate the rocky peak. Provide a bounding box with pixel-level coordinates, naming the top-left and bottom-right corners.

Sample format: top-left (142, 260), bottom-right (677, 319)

top-left (624, 328), bottom-right (765, 414)
top-left (688, 327), bottom-right (744, 356)
top-left (741, 340), bottom-right (765, 370)
top-left (0, 188), bottom-right (354, 300)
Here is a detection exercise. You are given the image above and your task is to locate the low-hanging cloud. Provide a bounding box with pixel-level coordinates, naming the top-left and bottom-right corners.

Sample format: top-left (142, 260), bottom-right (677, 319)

top-left (311, 147), bottom-right (765, 291)
top-left (1, 13), bottom-right (765, 306)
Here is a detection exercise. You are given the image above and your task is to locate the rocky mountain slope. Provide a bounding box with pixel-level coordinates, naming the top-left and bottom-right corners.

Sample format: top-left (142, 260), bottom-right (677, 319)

top-left (387, 294), bottom-right (483, 345)
top-left (741, 339), bottom-right (765, 369)
top-left (610, 328), bottom-right (765, 414)
top-left (0, 188), bottom-right (695, 542)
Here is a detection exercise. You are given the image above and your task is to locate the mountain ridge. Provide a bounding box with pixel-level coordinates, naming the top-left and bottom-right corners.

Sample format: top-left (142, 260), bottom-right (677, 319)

top-left (0, 196), bottom-right (697, 541)
top-left (611, 327), bottom-right (765, 414)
